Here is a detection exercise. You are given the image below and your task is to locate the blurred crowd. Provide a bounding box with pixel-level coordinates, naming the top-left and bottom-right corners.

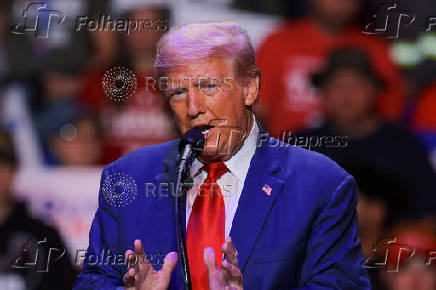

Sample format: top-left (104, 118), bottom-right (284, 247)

top-left (0, 0), bottom-right (435, 289)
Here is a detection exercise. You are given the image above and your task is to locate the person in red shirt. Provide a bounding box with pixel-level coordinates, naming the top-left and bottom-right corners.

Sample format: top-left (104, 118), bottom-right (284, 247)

top-left (256, 0), bottom-right (405, 136)
top-left (412, 81), bottom-right (436, 132)
top-left (411, 81), bottom-right (436, 170)
top-left (79, 5), bottom-right (177, 164)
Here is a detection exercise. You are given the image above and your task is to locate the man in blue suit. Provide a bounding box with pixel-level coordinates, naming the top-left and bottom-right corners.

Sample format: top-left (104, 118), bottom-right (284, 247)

top-left (74, 22), bottom-right (370, 289)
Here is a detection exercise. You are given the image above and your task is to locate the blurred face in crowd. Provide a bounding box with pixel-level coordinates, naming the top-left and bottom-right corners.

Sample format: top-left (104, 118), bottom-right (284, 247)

top-left (0, 12), bottom-right (5, 41)
top-left (44, 71), bottom-right (81, 102)
top-left (0, 162), bottom-right (14, 200)
top-left (167, 56), bottom-right (258, 163)
top-left (356, 192), bottom-right (387, 257)
top-left (312, 0), bottom-right (361, 31)
top-left (51, 118), bottom-right (102, 166)
top-left (126, 8), bottom-right (166, 54)
top-left (321, 69), bottom-right (379, 126)
top-left (383, 261), bottom-right (436, 290)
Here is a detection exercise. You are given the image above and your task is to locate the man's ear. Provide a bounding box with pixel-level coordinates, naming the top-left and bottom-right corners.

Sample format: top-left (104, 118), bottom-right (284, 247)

top-left (243, 76), bottom-right (260, 106)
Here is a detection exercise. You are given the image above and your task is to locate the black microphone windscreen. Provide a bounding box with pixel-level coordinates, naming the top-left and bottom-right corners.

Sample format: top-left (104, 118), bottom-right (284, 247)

top-left (179, 128), bottom-right (205, 156)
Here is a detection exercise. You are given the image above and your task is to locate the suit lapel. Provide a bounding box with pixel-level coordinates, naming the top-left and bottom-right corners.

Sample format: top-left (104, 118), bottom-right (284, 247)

top-left (153, 129), bottom-right (286, 284)
top-left (229, 135), bottom-right (285, 272)
top-left (154, 141), bottom-right (179, 244)
top-left (153, 142), bottom-right (187, 288)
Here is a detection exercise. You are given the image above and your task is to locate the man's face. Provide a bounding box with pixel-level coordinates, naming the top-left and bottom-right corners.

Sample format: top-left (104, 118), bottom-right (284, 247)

top-left (0, 162), bottom-right (15, 199)
top-left (322, 69), bottom-right (378, 125)
top-left (384, 261), bottom-right (436, 290)
top-left (51, 119), bottom-right (102, 166)
top-left (166, 56), bottom-right (257, 163)
top-left (127, 8), bottom-right (166, 53)
top-left (313, 0), bottom-right (360, 30)
top-left (356, 192), bottom-right (387, 257)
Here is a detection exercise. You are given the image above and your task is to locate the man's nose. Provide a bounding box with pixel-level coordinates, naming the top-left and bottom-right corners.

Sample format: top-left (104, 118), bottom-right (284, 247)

top-left (187, 89), bottom-right (206, 117)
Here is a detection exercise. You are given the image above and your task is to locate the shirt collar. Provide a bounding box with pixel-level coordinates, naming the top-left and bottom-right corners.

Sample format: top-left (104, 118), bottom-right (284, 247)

top-left (190, 115), bottom-right (258, 183)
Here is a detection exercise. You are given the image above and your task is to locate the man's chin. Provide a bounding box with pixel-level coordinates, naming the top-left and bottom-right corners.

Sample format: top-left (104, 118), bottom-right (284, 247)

top-left (198, 148), bottom-right (230, 163)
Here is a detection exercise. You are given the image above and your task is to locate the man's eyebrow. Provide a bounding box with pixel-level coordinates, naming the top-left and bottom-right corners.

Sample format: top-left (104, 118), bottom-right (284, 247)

top-left (168, 83), bottom-right (188, 91)
top-left (197, 78), bottom-right (219, 84)
top-left (167, 87), bottom-right (188, 95)
top-left (197, 79), bottom-right (211, 84)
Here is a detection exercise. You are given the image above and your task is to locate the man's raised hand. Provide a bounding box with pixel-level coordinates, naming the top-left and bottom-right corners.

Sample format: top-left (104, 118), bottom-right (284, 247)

top-left (123, 239), bottom-right (178, 290)
top-left (204, 237), bottom-right (243, 290)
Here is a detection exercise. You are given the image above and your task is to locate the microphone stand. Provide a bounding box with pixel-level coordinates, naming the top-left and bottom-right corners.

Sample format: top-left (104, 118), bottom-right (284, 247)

top-left (175, 148), bottom-right (193, 290)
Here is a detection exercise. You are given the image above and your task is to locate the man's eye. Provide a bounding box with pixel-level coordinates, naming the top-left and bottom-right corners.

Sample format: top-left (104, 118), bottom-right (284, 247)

top-left (170, 90), bottom-right (187, 98)
top-left (199, 83), bottom-right (218, 90)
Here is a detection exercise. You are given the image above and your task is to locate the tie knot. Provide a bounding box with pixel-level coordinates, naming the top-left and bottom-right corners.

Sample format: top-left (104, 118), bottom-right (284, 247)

top-left (202, 162), bottom-right (228, 181)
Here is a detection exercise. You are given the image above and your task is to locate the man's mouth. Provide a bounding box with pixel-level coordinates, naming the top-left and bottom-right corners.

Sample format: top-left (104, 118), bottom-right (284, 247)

top-left (194, 125), bottom-right (215, 139)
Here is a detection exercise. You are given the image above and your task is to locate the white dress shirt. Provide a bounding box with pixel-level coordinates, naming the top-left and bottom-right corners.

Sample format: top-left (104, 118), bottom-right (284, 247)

top-left (186, 116), bottom-right (259, 238)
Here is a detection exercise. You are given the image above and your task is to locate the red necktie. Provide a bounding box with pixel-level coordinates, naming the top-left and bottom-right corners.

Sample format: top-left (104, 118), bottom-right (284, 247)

top-left (187, 162), bottom-right (228, 290)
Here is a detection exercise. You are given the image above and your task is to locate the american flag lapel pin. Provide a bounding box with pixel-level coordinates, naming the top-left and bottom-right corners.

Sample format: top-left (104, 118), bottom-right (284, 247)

top-left (262, 184), bottom-right (272, 196)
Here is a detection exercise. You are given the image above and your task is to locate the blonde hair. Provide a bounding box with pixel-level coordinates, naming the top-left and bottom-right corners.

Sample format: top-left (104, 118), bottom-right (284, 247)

top-left (153, 21), bottom-right (260, 85)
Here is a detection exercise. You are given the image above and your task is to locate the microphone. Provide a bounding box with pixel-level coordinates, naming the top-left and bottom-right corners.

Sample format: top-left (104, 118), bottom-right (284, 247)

top-left (178, 128), bottom-right (205, 175)
top-left (175, 128), bottom-right (205, 290)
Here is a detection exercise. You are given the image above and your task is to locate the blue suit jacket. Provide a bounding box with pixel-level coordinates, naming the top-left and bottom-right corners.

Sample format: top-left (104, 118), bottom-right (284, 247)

top-left (74, 134), bottom-right (370, 289)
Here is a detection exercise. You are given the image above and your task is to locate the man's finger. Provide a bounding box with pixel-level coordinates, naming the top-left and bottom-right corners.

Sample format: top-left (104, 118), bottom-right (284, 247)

top-left (222, 259), bottom-right (242, 279)
top-left (134, 239), bottom-right (145, 256)
top-left (125, 249), bottom-right (138, 269)
top-left (226, 237), bottom-right (238, 257)
top-left (160, 252), bottom-right (178, 281)
top-left (123, 267), bottom-right (136, 288)
top-left (127, 241), bottom-right (152, 277)
top-left (204, 247), bottom-right (218, 275)
top-left (221, 237), bottom-right (238, 267)
top-left (133, 240), bottom-right (150, 266)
